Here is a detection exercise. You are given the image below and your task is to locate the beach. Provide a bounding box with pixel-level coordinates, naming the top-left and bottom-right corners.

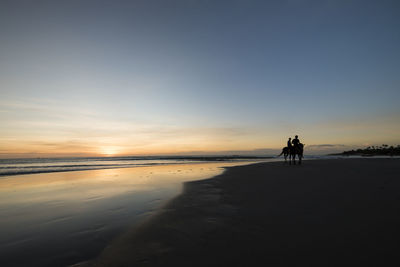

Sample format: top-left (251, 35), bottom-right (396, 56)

top-left (2, 1), bottom-right (399, 266)
top-left (87, 158), bottom-right (400, 266)
top-left (0, 160), bottom-right (262, 267)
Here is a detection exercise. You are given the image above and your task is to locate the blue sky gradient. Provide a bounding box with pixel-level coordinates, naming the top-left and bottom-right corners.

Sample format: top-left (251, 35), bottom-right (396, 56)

top-left (1, 0), bottom-right (399, 157)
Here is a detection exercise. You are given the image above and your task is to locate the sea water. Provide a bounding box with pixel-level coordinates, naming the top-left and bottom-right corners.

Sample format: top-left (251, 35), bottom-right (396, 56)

top-left (0, 156), bottom-right (273, 267)
top-left (0, 156), bottom-right (270, 176)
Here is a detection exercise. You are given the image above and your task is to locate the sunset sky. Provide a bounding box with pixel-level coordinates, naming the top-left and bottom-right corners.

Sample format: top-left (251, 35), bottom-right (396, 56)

top-left (1, 0), bottom-right (399, 158)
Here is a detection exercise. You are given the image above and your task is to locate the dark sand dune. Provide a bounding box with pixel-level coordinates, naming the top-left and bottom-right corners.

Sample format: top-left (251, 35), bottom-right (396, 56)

top-left (87, 158), bottom-right (400, 266)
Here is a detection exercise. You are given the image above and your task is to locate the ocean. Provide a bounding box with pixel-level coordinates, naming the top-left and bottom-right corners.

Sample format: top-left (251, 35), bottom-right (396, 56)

top-left (0, 155), bottom-right (272, 177)
top-left (0, 156), bottom-right (273, 267)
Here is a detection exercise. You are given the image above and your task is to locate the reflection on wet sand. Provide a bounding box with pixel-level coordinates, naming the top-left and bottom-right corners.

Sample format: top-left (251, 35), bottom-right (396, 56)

top-left (0, 163), bottom-right (237, 204)
top-left (0, 161), bottom-right (258, 267)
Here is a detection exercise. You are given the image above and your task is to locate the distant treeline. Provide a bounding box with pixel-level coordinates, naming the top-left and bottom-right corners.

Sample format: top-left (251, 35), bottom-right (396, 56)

top-left (338, 144), bottom-right (400, 156)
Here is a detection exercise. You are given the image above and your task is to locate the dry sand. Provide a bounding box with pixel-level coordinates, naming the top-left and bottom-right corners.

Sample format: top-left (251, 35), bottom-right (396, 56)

top-left (86, 158), bottom-right (400, 266)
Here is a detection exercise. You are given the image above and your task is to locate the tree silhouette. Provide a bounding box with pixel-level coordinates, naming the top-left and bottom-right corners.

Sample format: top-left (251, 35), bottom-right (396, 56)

top-left (339, 144), bottom-right (400, 156)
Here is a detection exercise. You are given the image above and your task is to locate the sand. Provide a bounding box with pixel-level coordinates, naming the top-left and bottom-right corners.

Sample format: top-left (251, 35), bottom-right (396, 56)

top-left (85, 158), bottom-right (400, 266)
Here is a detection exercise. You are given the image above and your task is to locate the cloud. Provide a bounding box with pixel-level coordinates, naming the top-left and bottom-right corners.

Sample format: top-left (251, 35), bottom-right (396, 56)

top-left (307, 144), bottom-right (346, 148)
top-left (304, 144), bottom-right (350, 155)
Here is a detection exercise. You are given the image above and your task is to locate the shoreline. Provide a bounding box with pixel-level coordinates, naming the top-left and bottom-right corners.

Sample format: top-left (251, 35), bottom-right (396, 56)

top-left (86, 158), bottom-right (400, 266)
top-left (0, 161), bottom-right (262, 267)
top-left (0, 158), bottom-right (272, 177)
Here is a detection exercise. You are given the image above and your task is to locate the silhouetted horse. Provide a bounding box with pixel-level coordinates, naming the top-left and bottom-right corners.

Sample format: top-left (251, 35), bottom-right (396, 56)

top-left (278, 147), bottom-right (290, 162)
top-left (290, 143), bottom-right (304, 164)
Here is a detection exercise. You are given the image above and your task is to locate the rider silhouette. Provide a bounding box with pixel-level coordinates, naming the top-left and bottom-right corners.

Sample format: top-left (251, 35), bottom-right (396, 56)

top-left (292, 135), bottom-right (300, 148)
top-left (287, 138), bottom-right (292, 148)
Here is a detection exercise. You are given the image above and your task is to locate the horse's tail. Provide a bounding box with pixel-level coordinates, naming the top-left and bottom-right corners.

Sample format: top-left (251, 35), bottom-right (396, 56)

top-left (277, 147), bottom-right (286, 157)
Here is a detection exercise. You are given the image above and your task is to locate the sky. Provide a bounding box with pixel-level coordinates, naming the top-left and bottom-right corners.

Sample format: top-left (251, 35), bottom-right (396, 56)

top-left (0, 0), bottom-right (399, 157)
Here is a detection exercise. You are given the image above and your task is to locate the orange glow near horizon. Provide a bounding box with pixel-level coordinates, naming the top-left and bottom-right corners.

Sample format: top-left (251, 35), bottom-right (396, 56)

top-left (1, 126), bottom-right (400, 158)
top-left (0, 99), bottom-right (399, 158)
top-left (98, 146), bottom-right (121, 157)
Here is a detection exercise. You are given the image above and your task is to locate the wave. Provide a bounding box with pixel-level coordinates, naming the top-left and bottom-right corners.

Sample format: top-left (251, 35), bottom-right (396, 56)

top-left (0, 156), bottom-right (272, 177)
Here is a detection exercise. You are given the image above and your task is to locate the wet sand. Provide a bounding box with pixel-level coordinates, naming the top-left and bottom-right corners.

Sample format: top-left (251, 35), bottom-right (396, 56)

top-left (88, 158), bottom-right (400, 266)
top-left (1, 162), bottom-right (254, 267)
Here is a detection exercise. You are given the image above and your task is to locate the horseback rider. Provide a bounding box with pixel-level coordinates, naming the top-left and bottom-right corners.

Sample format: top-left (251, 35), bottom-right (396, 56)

top-left (287, 138), bottom-right (292, 149)
top-left (292, 135), bottom-right (300, 148)
top-left (279, 136), bottom-right (303, 164)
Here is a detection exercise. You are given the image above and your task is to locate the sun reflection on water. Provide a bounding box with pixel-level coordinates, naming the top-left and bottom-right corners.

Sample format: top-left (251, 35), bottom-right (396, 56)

top-left (0, 162), bottom-right (253, 205)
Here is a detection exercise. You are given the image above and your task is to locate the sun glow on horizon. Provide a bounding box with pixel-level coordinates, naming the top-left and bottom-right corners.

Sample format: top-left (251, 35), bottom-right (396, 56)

top-left (99, 146), bottom-right (121, 157)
